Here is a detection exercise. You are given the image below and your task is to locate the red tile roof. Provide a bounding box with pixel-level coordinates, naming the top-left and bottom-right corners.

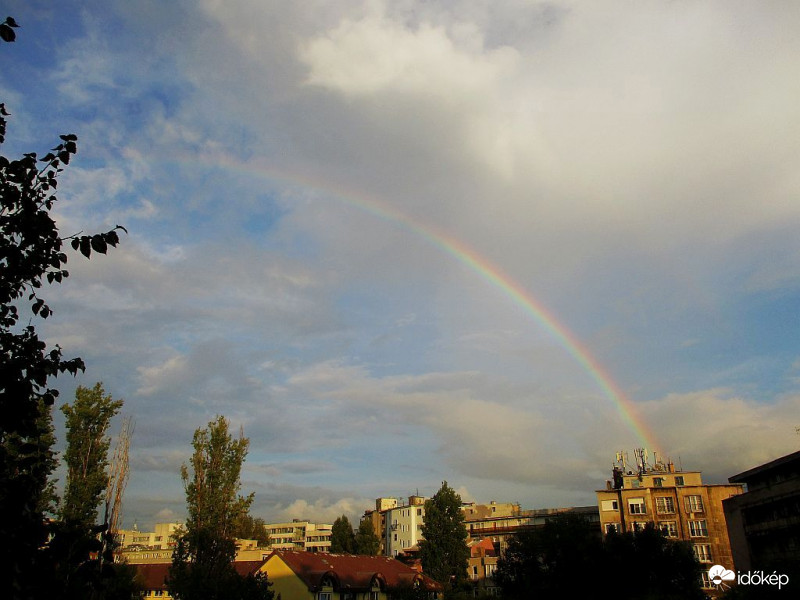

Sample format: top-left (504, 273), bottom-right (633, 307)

top-left (265, 551), bottom-right (443, 593)
top-left (134, 560), bottom-right (266, 591)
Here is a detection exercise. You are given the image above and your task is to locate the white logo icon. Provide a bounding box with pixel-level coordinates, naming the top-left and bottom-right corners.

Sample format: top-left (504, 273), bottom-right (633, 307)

top-left (708, 564), bottom-right (736, 586)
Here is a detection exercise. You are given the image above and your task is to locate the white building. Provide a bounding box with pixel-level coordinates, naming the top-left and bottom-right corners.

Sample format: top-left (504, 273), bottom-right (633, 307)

top-left (385, 495), bottom-right (426, 557)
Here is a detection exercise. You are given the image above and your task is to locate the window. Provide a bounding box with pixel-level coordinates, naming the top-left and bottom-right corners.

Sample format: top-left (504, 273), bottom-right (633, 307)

top-left (417, 508), bottom-right (422, 516)
top-left (472, 566), bottom-right (479, 580)
top-left (653, 477), bottom-right (664, 487)
top-left (685, 495), bottom-right (704, 513)
top-left (485, 564), bottom-right (497, 577)
top-left (628, 498), bottom-right (646, 515)
top-left (693, 544), bottom-right (712, 563)
top-left (675, 476), bottom-right (685, 486)
top-left (689, 520), bottom-right (708, 537)
top-left (605, 523), bottom-right (621, 534)
top-left (601, 500), bottom-right (619, 511)
top-left (655, 497), bottom-right (675, 514)
top-left (631, 521), bottom-right (649, 532)
top-left (659, 521), bottom-right (678, 537)
top-left (700, 572), bottom-right (713, 589)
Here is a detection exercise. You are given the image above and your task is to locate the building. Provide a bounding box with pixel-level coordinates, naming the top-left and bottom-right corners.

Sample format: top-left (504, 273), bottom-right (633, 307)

top-left (723, 450), bottom-right (800, 574)
top-left (384, 495), bottom-right (427, 557)
top-left (465, 506), bottom-right (600, 554)
top-left (261, 551), bottom-right (443, 599)
top-left (466, 538), bottom-right (499, 597)
top-left (115, 522), bottom-right (182, 551)
top-left (363, 498), bottom-right (399, 556)
top-left (265, 520), bottom-right (333, 552)
top-left (596, 450), bottom-right (744, 591)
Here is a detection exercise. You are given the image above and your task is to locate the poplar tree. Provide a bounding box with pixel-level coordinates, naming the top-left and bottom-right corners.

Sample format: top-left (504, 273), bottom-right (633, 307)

top-left (60, 383), bottom-right (123, 529)
top-left (169, 416), bottom-right (272, 600)
top-left (419, 482), bottom-right (469, 590)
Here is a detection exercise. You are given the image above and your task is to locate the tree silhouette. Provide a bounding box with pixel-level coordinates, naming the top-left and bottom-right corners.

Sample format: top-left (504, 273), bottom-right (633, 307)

top-left (419, 482), bottom-right (470, 591)
top-left (354, 518), bottom-right (381, 556)
top-left (495, 516), bottom-right (705, 599)
top-left (331, 515), bottom-right (356, 553)
top-left (0, 20), bottom-right (126, 598)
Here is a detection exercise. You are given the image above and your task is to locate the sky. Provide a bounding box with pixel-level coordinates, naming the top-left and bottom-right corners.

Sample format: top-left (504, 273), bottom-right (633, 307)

top-left (3, 0), bottom-right (800, 530)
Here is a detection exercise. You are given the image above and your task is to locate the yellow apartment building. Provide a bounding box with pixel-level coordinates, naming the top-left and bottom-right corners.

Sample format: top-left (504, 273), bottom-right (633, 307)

top-left (596, 451), bottom-right (743, 591)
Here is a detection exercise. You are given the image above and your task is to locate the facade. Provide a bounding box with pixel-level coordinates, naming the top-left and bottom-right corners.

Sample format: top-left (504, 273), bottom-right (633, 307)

top-left (465, 506), bottom-right (600, 554)
top-left (261, 551), bottom-right (443, 600)
top-left (384, 495), bottom-right (427, 557)
top-left (115, 522), bottom-right (182, 551)
top-left (365, 498), bottom-right (398, 555)
top-left (723, 450), bottom-right (800, 573)
top-left (466, 538), bottom-right (500, 597)
top-left (596, 452), bottom-right (743, 592)
top-left (265, 520), bottom-right (333, 552)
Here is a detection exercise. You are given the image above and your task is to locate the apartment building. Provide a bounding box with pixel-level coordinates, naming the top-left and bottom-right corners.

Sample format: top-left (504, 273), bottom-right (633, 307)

top-left (115, 522), bottom-right (182, 551)
top-left (596, 450), bottom-right (743, 591)
top-left (384, 495), bottom-right (427, 557)
top-left (467, 538), bottom-right (500, 597)
top-left (465, 506), bottom-right (600, 554)
top-left (723, 450), bottom-right (800, 573)
top-left (265, 520), bottom-right (332, 553)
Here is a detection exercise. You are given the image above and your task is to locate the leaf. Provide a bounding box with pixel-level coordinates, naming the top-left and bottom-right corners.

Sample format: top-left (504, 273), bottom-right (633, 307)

top-left (90, 235), bottom-right (107, 254)
top-left (71, 238), bottom-right (80, 250)
top-left (0, 24), bottom-right (16, 43)
top-left (79, 237), bottom-right (91, 258)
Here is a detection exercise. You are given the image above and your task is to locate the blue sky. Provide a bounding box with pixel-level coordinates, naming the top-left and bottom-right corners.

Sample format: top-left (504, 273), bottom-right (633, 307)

top-left (3, 0), bottom-right (800, 529)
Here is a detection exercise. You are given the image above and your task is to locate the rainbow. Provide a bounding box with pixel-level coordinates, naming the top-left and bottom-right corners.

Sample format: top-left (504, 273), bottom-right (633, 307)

top-left (178, 154), bottom-right (659, 451)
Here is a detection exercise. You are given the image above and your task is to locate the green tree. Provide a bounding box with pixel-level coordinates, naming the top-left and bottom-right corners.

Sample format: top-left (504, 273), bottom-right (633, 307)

top-left (354, 518), bottom-right (381, 556)
top-left (169, 416), bottom-right (273, 600)
top-left (0, 21), bottom-right (126, 597)
top-left (330, 515), bottom-right (356, 553)
top-left (495, 516), bottom-right (705, 600)
top-left (60, 383), bottom-right (123, 529)
top-left (419, 482), bottom-right (469, 591)
top-left (494, 513), bottom-right (604, 599)
top-left (232, 513), bottom-right (270, 546)
top-left (40, 383), bottom-right (139, 600)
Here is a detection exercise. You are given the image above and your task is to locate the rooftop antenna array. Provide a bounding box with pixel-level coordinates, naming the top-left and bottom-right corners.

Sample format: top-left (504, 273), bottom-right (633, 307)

top-left (614, 450), bottom-right (629, 472)
top-left (634, 448), bottom-right (649, 474)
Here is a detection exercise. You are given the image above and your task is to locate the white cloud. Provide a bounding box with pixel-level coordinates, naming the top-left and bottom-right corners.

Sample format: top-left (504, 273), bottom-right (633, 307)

top-left (273, 497), bottom-right (373, 525)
